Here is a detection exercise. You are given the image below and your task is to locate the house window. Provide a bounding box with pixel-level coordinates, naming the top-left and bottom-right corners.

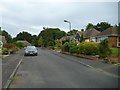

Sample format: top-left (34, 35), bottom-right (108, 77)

top-left (117, 37), bottom-right (120, 47)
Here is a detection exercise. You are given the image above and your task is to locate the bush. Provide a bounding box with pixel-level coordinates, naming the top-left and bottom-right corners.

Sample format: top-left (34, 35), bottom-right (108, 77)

top-left (62, 42), bottom-right (78, 53)
top-left (55, 40), bottom-right (62, 49)
top-left (62, 42), bottom-right (70, 52)
top-left (98, 39), bottom-right (111, 58)
top-left (2, 48), bottom-right (9, 55)
top-left (78, 42), bottom-right (99, 55)
top-left (69, 46), bottom-right (78, 53)
top-left (3, 43), bottom-right (16, 49)
top-left (3, 43), bottom-right (19, 54)
top-left (10, 47), bottom-right (19, 54)
top-left (15, 42), bottom-right (24, 49)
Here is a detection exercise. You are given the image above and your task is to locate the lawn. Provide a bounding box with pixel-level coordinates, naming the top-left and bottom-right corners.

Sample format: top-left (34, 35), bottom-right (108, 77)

top-left (110, 48), bottom-right (120, 56)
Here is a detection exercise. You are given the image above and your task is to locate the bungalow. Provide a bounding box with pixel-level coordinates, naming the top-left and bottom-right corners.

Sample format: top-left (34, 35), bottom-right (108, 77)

top-left (75, 28), bottom-right (100, 42)
top-left (96, 26), bottom-right (120, 48)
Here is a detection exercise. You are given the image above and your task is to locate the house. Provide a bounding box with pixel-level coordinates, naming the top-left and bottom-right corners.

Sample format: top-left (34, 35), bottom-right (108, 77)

top-left (0, 35), bottom-right (7, 44)
top-left (60, 35), bottom-right (76, 42)
top-left (96, 26), bottom-right (120, 48)
top-left (75, 28), bottom-right (100, 42)
top-left (17, 40), bottom-right (31, 47)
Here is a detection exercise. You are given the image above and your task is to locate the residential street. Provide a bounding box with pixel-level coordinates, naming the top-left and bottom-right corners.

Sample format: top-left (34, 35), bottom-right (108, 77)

top-left (9, 48), bottom-right (119, 88)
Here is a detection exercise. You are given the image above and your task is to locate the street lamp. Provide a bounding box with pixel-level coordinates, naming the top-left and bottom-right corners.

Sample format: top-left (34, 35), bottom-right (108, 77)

top-left (64, 20), bottom-right (71, 31)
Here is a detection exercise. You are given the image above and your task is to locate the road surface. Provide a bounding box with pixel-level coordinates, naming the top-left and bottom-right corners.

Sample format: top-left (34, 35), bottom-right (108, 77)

top-left (9, 48), bottom-right (118, 88)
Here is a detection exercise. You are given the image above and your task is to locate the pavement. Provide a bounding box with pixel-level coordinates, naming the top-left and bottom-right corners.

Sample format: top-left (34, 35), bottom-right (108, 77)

top-left (2, 49), bottom-right (24, 88)
top-left (8, 48), bottom-right (119, 88)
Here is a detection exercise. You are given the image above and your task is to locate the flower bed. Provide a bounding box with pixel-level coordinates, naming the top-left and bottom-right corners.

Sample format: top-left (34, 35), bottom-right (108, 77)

top-left (61, 51), bottom-right (99, 60)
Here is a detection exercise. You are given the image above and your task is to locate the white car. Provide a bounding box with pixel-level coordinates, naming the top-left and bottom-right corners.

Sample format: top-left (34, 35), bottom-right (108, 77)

top-left (24, 46), bottom-right (38, 56)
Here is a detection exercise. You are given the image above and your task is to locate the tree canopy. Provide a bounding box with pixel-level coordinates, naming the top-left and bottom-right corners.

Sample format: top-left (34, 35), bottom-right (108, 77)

top-left (67, 29), bottom-right (78, 36)
top-left (38, 28), bottom-right (66, 47)
top-left (85, 23), bottom-right (95, 30)
top-left (16, 31), bottom-right (32, 43)
top-left (85, 22), bottom-right (112, 32)
top-left (95, 22), bottom-right (112, 32)
top-left (1, 30), bottom-right (12, 43)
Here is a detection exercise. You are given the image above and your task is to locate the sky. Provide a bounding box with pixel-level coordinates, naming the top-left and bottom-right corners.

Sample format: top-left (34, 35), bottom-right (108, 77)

top-left (0, 0), bottom-right (119, 37)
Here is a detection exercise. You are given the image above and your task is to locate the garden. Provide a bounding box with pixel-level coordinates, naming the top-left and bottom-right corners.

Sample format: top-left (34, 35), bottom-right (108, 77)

top-left (1, 42), bottom-right (24, 55)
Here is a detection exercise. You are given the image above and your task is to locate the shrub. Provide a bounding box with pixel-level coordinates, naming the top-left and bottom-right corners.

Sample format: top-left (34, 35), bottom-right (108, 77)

top-left (55, 40), bottom-right (62, 49)
top-left (2, 48), bottom-right (9, 55)
top-left (62, 42), bottom-right (78, 53)
top-left (78, 42), bottom-right (99, 55)
top-left (3, 43), bottom-right (19, 54)
top-left (98, 39), bottom-right (111, 58)
top-left (69, 46), bottom-right (78, 53)
top-left (3, 43), bottom-right (16, 49)
top-left (15, 42), bottom-right (24, 49)
top-left (62, 42), bottom-right (70, 52)
top-left (10, 47), bottom-right (19, 54)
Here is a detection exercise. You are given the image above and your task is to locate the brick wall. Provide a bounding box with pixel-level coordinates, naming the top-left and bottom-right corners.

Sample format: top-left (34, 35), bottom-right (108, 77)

top-left (108, 36), bottom-right (117, 47)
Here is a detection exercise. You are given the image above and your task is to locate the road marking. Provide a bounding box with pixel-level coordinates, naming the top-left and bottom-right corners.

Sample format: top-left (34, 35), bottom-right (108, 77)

top-left (71, 59), bottom-right (120, 78)
top-left (3, 55), bottom-right (24, 89)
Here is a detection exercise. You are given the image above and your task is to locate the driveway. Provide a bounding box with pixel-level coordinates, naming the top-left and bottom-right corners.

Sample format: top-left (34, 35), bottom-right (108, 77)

top-left (9, 48), bottom-right (118, 88)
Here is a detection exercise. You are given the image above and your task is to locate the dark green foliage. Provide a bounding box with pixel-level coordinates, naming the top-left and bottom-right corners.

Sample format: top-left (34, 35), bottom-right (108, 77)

top-left (37, 36), bottom-right (44, 47)
top-left (69, 46), bottom-right (78, 53)
top-left (31, 35), bottom-right (38, 46)
top-left (62, 42), bottom-right (70, 52)
top-left (38, 28), bottom-right (66, 47)
top-left (95, 22), bottom-right (112, 32)
top-left (16, 31), bottom-right (32, 43)
top-left (15, 42), bottom-right (24, 49)
top-left (85, 22), bottom-right (112, 32)
top-left (1, 30), bottom-right (12, 43)
top-left (98, 39), bottom-right (111, 58)
top-left (62, 42), bottom-right (77, 53)
top-left (67, 29), bottom-right (78, 36)
top-left (80, 33), bottom-right (84, 42)
top-left (85, 23), bottom-right (95, 30)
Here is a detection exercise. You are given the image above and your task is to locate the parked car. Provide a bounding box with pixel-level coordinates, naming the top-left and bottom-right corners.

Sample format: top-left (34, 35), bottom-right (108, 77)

top-left (24, 46), bottom-right (38, 56)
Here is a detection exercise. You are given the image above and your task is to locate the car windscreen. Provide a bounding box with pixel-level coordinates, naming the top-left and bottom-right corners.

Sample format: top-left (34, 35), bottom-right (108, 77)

top-left (26, 47), bottom-right (37, 50)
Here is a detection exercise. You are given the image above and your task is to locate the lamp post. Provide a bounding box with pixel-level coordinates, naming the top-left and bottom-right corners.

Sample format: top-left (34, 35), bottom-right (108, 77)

top-left (64, 20), bottom-right (71, 31)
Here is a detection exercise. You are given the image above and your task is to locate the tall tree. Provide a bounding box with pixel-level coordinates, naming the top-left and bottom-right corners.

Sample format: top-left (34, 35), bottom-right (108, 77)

top-left (2, 30), bottom-right (12, 43)
top-left (16, 31), bottom-right (32, 43)
top-left (85, 23), bottom-right (95, 30)
top-left (67, 29), bottom-right (78, 36)
top-left (80, 33), bottom-right (84, 43)
top-left (95, 22), bottom-right (112, 32)
top-left (31, 35), bottom-right (38, 46)
top-left (37, 36), bottom-right (44, 47)
top-left (38, 28), bottom-right (66, 47)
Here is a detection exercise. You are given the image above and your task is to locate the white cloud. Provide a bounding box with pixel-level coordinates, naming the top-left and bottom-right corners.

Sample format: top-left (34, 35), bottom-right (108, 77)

top-left (0, 1), bottom-right (118, 37)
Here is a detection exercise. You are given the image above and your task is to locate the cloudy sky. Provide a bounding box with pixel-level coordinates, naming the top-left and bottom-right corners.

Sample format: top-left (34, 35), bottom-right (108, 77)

top-left (0, 0), bottom-right (119, 37)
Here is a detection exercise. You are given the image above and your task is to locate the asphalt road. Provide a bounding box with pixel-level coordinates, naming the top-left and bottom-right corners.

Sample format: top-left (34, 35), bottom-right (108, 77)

top-left (9, 48), bottom-right (118, 88)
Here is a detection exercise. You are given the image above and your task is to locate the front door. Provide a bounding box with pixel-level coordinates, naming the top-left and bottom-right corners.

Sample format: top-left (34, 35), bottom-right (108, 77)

top-left (117, 36), bottom-right (120, 47)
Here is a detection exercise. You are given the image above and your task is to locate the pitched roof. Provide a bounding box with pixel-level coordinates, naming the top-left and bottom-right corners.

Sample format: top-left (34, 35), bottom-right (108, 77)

top-left (83, 28), bottom-right (100, 38)
top-left (97, 26), bottom-right (120, 37)
top-left (60, 35), bottom-right (75, 41)
top-left (17, 40), bottom-right (31, 46)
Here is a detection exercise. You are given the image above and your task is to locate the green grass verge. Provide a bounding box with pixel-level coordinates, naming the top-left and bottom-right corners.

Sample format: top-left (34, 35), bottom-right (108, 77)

top-left (110, 48), bottom-right (120, 56)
